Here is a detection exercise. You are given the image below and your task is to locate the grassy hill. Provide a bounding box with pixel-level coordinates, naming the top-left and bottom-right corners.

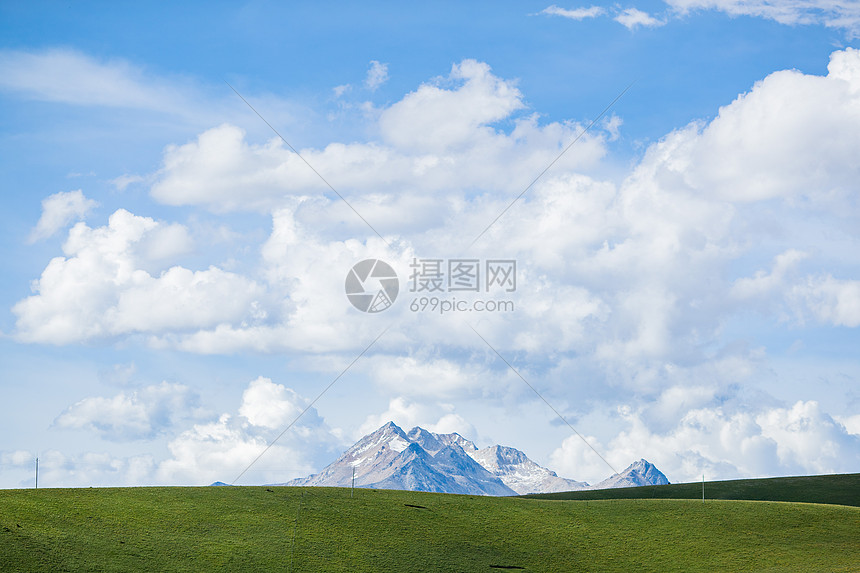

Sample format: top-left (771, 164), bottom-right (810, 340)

top-left (1, 484), bottom-right (858, 572)
top-left (525, 472), bottom-right (860, 507)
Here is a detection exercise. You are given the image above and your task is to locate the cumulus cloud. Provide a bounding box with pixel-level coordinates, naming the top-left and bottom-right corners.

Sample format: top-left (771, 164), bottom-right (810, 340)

top-left (551, 398), bottom-right (860, 483)
top-left (53, 382), bottom-right (201, 440)
top-left (238, 376), bottom-right (307, 429)
top-left (30, 49), bottom-right (858, 368)
top-left (13, 51), bottom-right (860, 486)
top-left (156, 377), bottom-right (337, 485)
top-left (14, 208), bottom-right (262, 344)
top-left (730, 251), bottom-right (860, 327)
top-left (358, 396), bottom-right (477, 441)
top-left (36, 450), bottom-right (156, 488)
top-left (837, 413), bottom-right (860, 434)
top-left (732, 250), bottom-right (809, 300)
top-left (367, 356), bottom-right (495, 399)
top-left (37, 377), bottom-right (341, 487)
top-left (16, 51), bottom-right (860, 374)
top-left (614, 7), bottom-right (665, 29)
top-left (28, 190), bottom-right (98, 242)
top-left (792, 275), bottom-right (860, 327)
top-left (1, 450), bottom-right (34, 469)
top-left (680, 49), bottom-right (860, 204)
top-left (149, 60), bottom-right (608, 213)
top-left (379, 59), bottom-right (524, 151)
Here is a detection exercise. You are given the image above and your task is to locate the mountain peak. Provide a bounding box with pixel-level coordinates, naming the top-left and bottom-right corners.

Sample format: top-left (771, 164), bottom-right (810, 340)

top-left (594, 458), bottom-right (669, 489)
top-left (470, 444), bottom-right (588, 494)
top-left (405, 426), bottom-right (444, 453)
top-left (281, 422), bottom-right (668, 495)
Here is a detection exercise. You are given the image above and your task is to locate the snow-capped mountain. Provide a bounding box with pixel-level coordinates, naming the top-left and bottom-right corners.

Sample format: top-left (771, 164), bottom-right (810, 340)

top-left (280, 422), bottom-right (668, 496)
top-left (593, 459), bottom-right (670, 489)
top-left (282, 422), bottom-right (515, 496)
top-left (470, 445), bottom-right (589, 494)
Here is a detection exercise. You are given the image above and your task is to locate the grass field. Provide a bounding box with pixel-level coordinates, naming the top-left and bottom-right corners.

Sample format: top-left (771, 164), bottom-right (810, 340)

top-left (1, 481), bottom-right (858, 572)
top-left (526, 472), bottom-right (860, 507)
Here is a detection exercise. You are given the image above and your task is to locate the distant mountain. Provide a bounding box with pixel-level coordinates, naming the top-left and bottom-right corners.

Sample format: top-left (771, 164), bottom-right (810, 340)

top-left (282, 422), bottom-right (514, 496)
top-left (593, 459), bottom-right (670, 489)
top-left (470, 445), bottom-right (589, 494)
top-left (279, 422), bottom-right (669, 496)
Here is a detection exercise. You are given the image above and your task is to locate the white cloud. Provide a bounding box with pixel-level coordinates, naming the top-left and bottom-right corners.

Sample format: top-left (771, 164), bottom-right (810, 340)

top-left (731, 250), bottom-right (808, 299)
top-left (17, 52), bottom-right (860, 374)
top-left (148, 61), bottom-right (608, 215)
top-left (730, 252), bottom-right (860, 327)
top-left (837, 413), bottom-right (860, 434)
top-left (35, 377), bottom-right (342, 487)
top-left (614, 7), bottom-right (665, 29)
top-left (238, 376), bottom-right (306, 429)
top-left (358, 397), bottom-right (477, 441)
top-left (71, 49), bottom-right (856, 371)
top-left (37, 450), bottom-right (156, 488)
top-left (756, 401), bottom-right (860, 474)
top-left (539, 5), bottom-right (605, 20)
top-left (365, 60), bottom-right (389, 91)
top-left (156, 413), bottom-right (271, 485)
top-left (368, 356), bottom-right (494, 399)
top-left (14, 208), bottom-right (262, 344)
top-left (379, 59), bottom-right (524, 151)
top-left (28, 190), bottom-right (98, 242)
top-left (551, 398), bottom-right (860, 484)
top-left (542, 1), bottom-right (860, 36)
top-left (110, 174), bottom-right (145, 191)
top-left (680, 49), bottom-right (860, 204)
top-left (53, 382), bottom-right (201, 440)
top-left (665, 0), bottom-right (860, 37)
top-left (792, 274), bottom-right (860, 327)
top-left (1, 450), bottom-right (34, 468)
top-left (156, 377), bottom-right (337, 485)
top-left (540, 5), bottom-right (663, 29)
top-left (0, 49), bottom-right (192, 113)
top-left (12, 52), bottom-right (860, 489)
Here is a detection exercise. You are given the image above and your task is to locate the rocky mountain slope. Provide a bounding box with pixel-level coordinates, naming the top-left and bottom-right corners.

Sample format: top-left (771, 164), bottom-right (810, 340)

top-left (281, 422), bottom-right (668, 496)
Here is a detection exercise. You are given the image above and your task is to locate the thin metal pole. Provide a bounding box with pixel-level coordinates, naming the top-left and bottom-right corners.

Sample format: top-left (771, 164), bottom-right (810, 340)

top-left (351, 466), bottom-right (355, 498)
top-left (35, 457), bottom-right (39, 489)
top-left (702, 474), bottom-right (704, 503)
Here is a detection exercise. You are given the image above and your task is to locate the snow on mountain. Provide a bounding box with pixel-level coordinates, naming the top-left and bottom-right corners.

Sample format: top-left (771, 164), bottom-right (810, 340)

top-left (279, 422), bottom-right (669, 496)
top-left (406, 426), bottom-right (478, 454)
top-left (469, 445), bottom-right (589, 495)
top-left (593, 459), bottom-right (670, 489)
top-left (372, 442), bottom-right (515, 496)
top-left (284, 421), bottom-right (407, 488)
top-left (281, 421), bottom-right (515, 496)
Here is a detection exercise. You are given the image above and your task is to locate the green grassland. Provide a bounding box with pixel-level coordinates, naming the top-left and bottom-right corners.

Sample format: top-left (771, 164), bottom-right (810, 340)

top-left (1, 481), bottom-right (858, 572)
top-left (526, 472), bottom-right (860, 507)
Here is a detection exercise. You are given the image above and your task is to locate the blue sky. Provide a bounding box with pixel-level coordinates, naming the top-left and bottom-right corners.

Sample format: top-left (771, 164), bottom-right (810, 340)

top-left (1, 1), bottom-right (859, 488)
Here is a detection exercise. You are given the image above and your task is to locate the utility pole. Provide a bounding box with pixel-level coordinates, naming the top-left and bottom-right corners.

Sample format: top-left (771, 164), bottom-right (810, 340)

top-left (351, 466), bottom-right (355, 498)
top-left (702, 474), bottom-right (704, 503)
top-left (35, 457), bottom-right (39, 489)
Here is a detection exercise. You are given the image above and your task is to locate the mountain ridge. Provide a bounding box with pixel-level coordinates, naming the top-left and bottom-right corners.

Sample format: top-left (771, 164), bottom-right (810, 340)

top-left (279, 421), bottom-right (669, 495)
